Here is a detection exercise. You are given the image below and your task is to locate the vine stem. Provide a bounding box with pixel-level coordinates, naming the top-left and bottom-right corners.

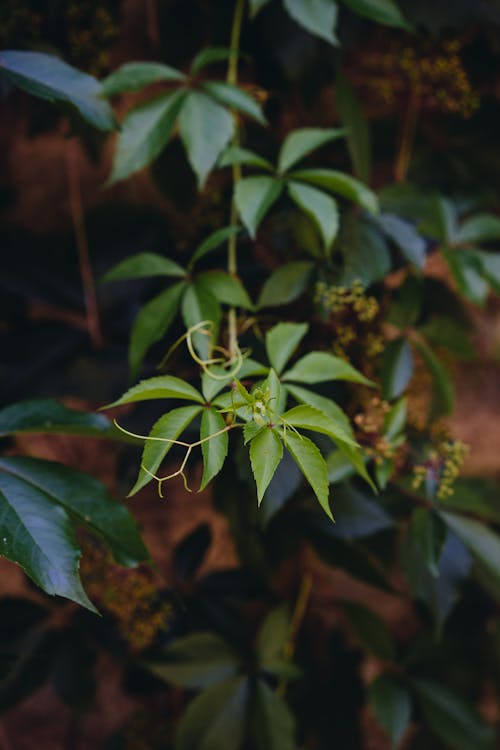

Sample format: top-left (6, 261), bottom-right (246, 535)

top-left (65, 139), bottom-right (103, 349)
top-left (226, 0), bottom-right (245, 359)
top-left (278, 572), bottom-right (313, 696)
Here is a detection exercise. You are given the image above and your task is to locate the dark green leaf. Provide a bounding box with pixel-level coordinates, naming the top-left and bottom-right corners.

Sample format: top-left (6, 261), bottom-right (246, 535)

top-left (219, 145), bottom-right (274, 171)
top-left (107, 375), bottom-right (204, 407)
top-left (108, 89), bottom-right (186, 184)
top-left (129, 405), bottom-right (202, 495)
top-left (0, 399), bottom-right (112, 439)
top-left (342, 601), bottom-right (394, 660)
top-left (336, 68), bottom-right (371, 182)
top-left (420, 195), bottom-right (458, 244)
top-left (0, 50), bottom-right (115, 130)
top-left (291, 168), bottom-right (378, 214)
top-left (441, 511), bottom-right (500, 591)
top-left (101, 252), bottom-right (185, 282)
top-left (250, 427), bottom-right (283, 503)
top-left (235, 176), bottom-right (283, 237)
top-left (284, 431), bottom-right (332, 519)
top-left (257, 261), bottom-right (313, 308)
top-left (387, 276), bottom-right (422, 328)
top-left (413, 339), bottom-right (454, 418)
top-left (252, 680), bottom-right (296, 750)
top-left (265, 322), bottom-right (309, 375)
top-left (382, 397), bottom-right (407, 440)
top-left (196, 271), bottom-right (253, 309)
top-left (179, 91), bottom-right (234, 188)
top-left (381, 338), bottom-right (414, 400)
top-left (129, 281), bottom-right (186, 379)
top-left (281, 404), bottom-right (356, 446)
top-left (0, 471), bottom-right (95, 611)
top-left (442, 247), bottom-right (489, 305)
top-left (148, 632), bottom-right (240, 689)
top-left (283, 351), bottom-right (373, 386)
top-left (412, 680), bottom-right (495, 750)
top-left (380, 213), bottom-right (426, 269)
top-left (340, 214), bottom-right (390, 286)
top-left (410, 508), bottom-right (446, 577)
top-left (288, 181), bottom-right (339, 252)
top-left (202, 80), bottom-right (266, 124)
top-left (474, 251), bottom-right (500, 293)
top-left (278, 128), bottom-right (344, 173)
top-left (249, 0), bottom-right (272, 17)
top-left (419, 316), bottom-right (474, 360)
top-left (102, 61), bottom-right (185, 96)
top-left (256, 604), bottom-right (291, 674)
top-left (175, 677), bottom-right (249, 750)
top-left (341, 0), bottom-right (410, 28)
top-left (369, 675), bottom-right (411, 749)
top-left (282, 0), bottom-right (339, 45)
top-left (200, 408), bottom-right (229, 491)
top-left (284, 384), bottom-right (352, 432)
top-left (324, 483), bottom-right (392, 538)
top-left (0, 455), bottom-right (149, 567)
top-left (189, 226), bottom-right (241, 268)
top-left (190, 47), bottom-right (236, 74)
top-left (456, 213), bottom-right (500, 244)
top-left (181, 282), bottom-right (222, 361)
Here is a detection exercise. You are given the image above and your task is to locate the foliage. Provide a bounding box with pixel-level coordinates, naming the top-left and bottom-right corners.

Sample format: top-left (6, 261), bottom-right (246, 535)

top-left (2, 0), bottom-right (500, 747)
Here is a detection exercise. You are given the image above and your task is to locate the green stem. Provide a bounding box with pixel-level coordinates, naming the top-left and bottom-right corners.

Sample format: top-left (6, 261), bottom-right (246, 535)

top-left (226, 0), bottom-right (245, 358)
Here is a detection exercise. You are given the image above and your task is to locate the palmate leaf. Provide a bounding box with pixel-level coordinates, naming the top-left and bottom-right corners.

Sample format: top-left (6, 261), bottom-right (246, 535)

top-left (179, 91), bottom-right (234, 188)
top-left (102, 61), bottom-right (186, 96)
top-left (265, 322), bottom-right (309, 375)
top-left (291, 168), bottom-right (378, 214)
top-left (129, 405), bottom-right (202, 495)
top-left (196, 271), bottom-right (254, 309)
top-left (201, 81), bottom-right (266, 125)
top-left (250, 427), bottom-right (284, 503)
top-left (281, 404), bottom-right (357, 447)
top-left (200, 409), bottom-right (229, 491)
top-left (283, 351), bottom-right (373, 386)
top-left (278, 128), bottom-right (345, 173)
top-left (0, 50), bottom-right (115, 130)
top-left (0, 399), bottom-right (113, 439)
top-left (257, 261), bottom-right (314, 309)
top-left (341, 601), bottom-right (394, 660)
top-left (284, 431), bottom-right (332, 519)
top-left (181, 282), bottom-right (222, 361)
top-left (235, 176), bottom-right (283, 237)
top-left (284, 384), bottom-right (351, 431)
top-left (341, 0), bottom-right (410, 29)
top-left (175, 677), bottom-right (249, 750)
top-left (369, 675), bottom-right (412, 749)
top-left (101, 252), bottom-right (186, 282)
top-left (189, 226), bottom-right (241, 268)
top-left (252, 680), bottom-right (296, 750)
top-left (108, 89), bottom-right (187, 184)
top-left (381, 337), bottom-right (414, 400)
top-left (288, 181), bottom-right (339, 253)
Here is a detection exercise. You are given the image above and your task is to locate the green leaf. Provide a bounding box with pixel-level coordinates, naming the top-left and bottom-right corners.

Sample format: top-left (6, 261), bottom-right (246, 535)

top-left (196, 271), bottom-right (253, 309)
top-left (442, 247), bottom-right (489, 305)
top-left (440, 511), bottom-right (500, 590)
top-left (256, 604), bottom-right (291, 669)
top-left (0, 456), bottom-right (149, 567)
top-left (284, 431), bottom-right (332, 519)
top-left (420, 195), bottom-right (458, 244)
top-left (190, 47), bottom-right (237, 74)
top-left (282, 0), bottom-right (339, 45)
top-left (291, 168), bottom-right (378, 214)
top-left (250, 427), bottom-right (284, 503)
top-left (0, 50), bottom-right (115, 130)
top-left (380, 338), bottom-right (413, 400)
top-left (382, 397), bottom-right (407, 440)
top-left (102, 61), bottom-right (185, 96)
top-left (0, 471), bottom-right (95, 611)
top-left (235, 176), bottom-right (283, 237)
top-left (413, 339), bottom-right (454, 418)
top-left (257, 261), bottom-right (314, 308)
top-left (130, 405), bottom-right (202, 495)
top-left (107, 375), bottom-right (204, 407)
top-left (201, 358), bottom-right (268, 402)
top-left (342, 601), bottom-right (394, 660)
top-left (412, 680), bottom-right (495, 750)
top-left (281, 404), bottom-right (357, 447)
top-left (200, 409), bottom-right (229, 491)
top-left (323, 483), bottom-right (391, 537)
top-left (108, 89), bottom-right (186, 184)
top-left (340, 213), bottom-right (390, 286)
top-left (129, 281), bottom-right (186, 379)
top-left (387, 275), bottom-right (422, 329)
top-left (369, 675), bottom-right (411, 749)
top-left (102, 252), bottom-right (186, 282)
top-left (202, 80), bottom-right (266, 124)
top-left (410, 508), bottom-right (446, 577)
top-left (0, 399), bottom-right (112, 439)
top-left (456, 213), bottom-right (500, 244)
top-left (380, 214), bottom-right (426, 269)
top-left (284, 384), bottom-right (352, 432)
top-left (278, 128), bottom-right (344, 174)
top-left (175, 677), bottom-right (249, 750)
top-left (249, 0), bottom-right (272, 17)
top-left (283, 351), bottom-right (373, 386)
top-left (252, 680), bottom-right (296, 750)
top-left (288, 181), bottom-right (339, 252)
top-left (473, 251), bottom-right (500, 293)
top-left (341, 0), bottom-right (410, 29)
top-left (181, 282), bottom-right (222, 361)
top-left (148, 632), bottom-right (239, 689)
top-left (336, 68), bottom-right (371, 183)
top-left (219, 145), bottom-right (274, 171)
top-left (419, 316), bottom-right (474, 360)
top-left (179, 91), bottom-right (234, 188)
top-left (265, 322), bottom-right (309, 374)
top-left (189, 226), bottom-right (241, 268)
